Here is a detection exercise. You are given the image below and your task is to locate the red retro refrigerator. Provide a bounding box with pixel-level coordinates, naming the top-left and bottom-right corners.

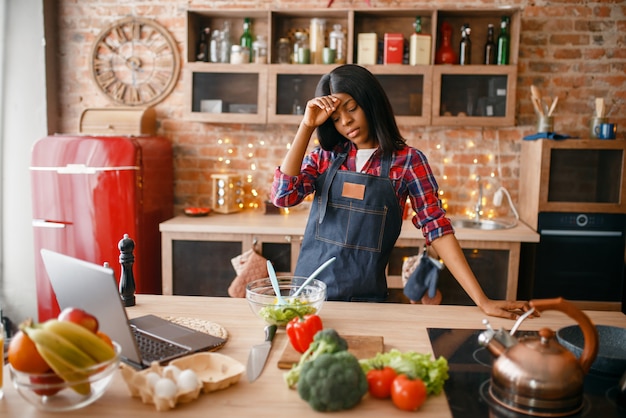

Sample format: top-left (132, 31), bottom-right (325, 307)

top-left (30, 134), bottom-right (173, 321)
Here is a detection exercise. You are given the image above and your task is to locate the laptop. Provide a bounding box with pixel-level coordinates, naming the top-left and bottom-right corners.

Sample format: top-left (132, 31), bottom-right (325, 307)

top-left (40, 249), bottom-right (226, 369)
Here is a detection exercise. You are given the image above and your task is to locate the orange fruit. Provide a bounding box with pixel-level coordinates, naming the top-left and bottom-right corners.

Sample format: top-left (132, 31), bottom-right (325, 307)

top-left (97, 330), bottom-right (114, 349)
top-left (8, 330), bottom-right (50, 374)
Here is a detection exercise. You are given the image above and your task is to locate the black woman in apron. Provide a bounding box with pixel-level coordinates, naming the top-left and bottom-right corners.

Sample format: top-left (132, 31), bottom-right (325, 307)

top-left (271, 64), bottom-right (534, 320)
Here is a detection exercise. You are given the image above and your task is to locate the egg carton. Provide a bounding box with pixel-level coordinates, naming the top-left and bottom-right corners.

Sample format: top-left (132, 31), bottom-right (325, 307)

top-left (120, 352), bottom-right (245, 411)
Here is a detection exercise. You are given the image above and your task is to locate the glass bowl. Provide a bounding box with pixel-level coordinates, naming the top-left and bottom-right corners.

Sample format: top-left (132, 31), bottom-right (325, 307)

top-left (246, 276), bottom-right (327, 326)
top-left (9, 342), bottom-right (121, 411)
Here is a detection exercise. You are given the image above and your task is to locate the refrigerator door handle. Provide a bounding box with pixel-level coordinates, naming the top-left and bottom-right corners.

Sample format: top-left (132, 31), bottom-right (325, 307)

top-left (32, 219), bottom-right (68, 229)
top-left (30, 164), bottom-right (140, 174)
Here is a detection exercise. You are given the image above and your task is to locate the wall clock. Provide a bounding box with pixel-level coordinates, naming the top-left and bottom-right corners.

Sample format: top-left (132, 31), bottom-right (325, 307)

top-left (90, 17), bottom-right (181, 107)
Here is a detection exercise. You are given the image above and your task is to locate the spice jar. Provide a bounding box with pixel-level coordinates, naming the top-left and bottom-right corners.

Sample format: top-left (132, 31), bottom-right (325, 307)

top-left (252, 35), bottom-right (268, 64)
top-left (230, 45), bottom-right (249, 64)
top-left (293, 32), bottom-right (310, 64)
top-left (276, 37), bottom-right (292, 64)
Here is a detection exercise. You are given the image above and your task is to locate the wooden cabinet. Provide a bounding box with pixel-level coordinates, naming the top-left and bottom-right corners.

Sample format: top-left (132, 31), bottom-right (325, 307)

top-left (519, 139), bottom-right (626, 229)
top-left (160, 212), bottom-right (539, 302)
top-left (184, 7), bottom-right (520, 126)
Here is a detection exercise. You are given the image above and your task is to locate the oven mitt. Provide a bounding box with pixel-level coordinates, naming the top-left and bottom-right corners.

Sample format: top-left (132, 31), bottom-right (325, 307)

top-left (403, 254), bottom-right (444, 301)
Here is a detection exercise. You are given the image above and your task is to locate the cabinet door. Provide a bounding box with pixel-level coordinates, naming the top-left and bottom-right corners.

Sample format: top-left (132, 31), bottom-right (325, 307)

top-left (254, 234), bottom-right (302, 275)
top-left (172, 237), bottom-right (243, 296)
top-left (431, 66), bottom-right (516, 126)
top-left (368, 65), bottom-right (432, 126)
top-left (185, 63), bottom-right (268, 123)
top-left (388, 243), bottom-right (509, 305)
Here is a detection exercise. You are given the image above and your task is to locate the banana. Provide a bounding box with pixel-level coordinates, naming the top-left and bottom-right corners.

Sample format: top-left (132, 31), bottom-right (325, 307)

top-left (34, 343), bottom-right (92, 395)
top-left (42, 319), bottom-right (116, 363)
top-left (22, 326), bottom-right (96, 395)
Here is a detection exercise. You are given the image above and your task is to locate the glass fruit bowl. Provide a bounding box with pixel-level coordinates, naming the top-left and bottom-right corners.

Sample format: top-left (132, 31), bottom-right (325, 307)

top-left (9, 342), bottom-right (121, 411)
top-left (246, 276), bottom-right (327, 326)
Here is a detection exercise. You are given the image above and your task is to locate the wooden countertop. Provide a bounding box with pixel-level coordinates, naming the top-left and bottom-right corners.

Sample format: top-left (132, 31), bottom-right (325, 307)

top-left (160, 209), bottom-right (540, 243)
top-left (2, 295), bottom-right (623, 417)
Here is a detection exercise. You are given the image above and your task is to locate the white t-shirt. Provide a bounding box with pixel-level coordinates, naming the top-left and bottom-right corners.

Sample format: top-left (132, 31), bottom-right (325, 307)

top-left (356, 148), bottom-right (376, 172)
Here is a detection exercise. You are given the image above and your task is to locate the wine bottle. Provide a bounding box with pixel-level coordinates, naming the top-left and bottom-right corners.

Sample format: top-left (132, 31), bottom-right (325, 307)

top-left (196, 27), bottom-right (210, 62)
top-left (459, 23), bottom-right (471, 65)
top-left (240, 17), bottom-right (253, 62)
top-left (484, 24), bottom-right (496, 65)
top-left (497, 16), bottom-right (510, 65)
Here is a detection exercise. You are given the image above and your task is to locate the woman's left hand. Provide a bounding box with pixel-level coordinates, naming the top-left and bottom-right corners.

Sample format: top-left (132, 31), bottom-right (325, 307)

top-left (479, 299), bottom-right (539, 320)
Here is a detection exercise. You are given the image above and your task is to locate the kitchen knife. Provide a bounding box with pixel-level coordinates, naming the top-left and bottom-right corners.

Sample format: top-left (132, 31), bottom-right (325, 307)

top-left (247, 324), bottom-right (277, 382)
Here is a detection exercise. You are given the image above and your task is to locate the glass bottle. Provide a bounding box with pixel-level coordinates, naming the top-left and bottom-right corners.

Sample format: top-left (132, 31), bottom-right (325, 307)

top-left (293, 32), bottom-right (310, 64)
top-left (329, 24), bottom-right (346, 64)
top-left (196, 26), bottom-right (210, 62)
top-left (435, 21), bottom-right (457, 64)
top-left (252, 34), bottom-right (268, 64)
top-left (497, 16), bottom-right (510, 65)
top-left (459, 23), bottom-right (471, 65)
top-left (484, 23), bottom-right (496, 65)
top-left (209, 29), bottom-right (221, 63)
top-left (276, 37), bottom-right (292, 64)
top-left (309, 18), bottom-right (326, 65)
top-left (219, 21), bottom-right (232, 63)
top-left (240, 17), bottom-right (253, 62)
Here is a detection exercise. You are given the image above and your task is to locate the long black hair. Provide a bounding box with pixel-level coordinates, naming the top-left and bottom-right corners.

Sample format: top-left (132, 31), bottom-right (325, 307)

top-left (314, 64), bottom-right (406, 155)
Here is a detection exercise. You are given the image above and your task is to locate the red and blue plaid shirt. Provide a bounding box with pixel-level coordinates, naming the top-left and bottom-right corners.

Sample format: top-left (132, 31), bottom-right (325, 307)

top-left (271, 141), bottom-right (453, 244)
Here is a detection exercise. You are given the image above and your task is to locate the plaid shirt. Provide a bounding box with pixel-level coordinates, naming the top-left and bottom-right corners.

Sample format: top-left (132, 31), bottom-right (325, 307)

top-left (271, 141), bottom-right (453, 244)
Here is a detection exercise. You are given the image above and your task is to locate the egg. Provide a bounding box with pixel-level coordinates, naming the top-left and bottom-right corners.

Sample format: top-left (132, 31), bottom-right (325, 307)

top-left (145, 371), bottom-right (161, 389)
top-left (162, 365), bottom-right (181, 381)
top-left (153, 377), bottom-right (178, 399)
top-left (176, 369), bottom-right (200, 392)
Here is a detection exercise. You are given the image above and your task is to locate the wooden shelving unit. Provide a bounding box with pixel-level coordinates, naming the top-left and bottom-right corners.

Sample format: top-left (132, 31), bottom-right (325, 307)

top-left (184, 7), bottom-right (520, 126)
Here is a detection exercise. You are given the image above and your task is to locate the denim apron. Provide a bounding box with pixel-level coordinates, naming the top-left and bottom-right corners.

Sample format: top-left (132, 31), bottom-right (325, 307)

top-left (294, 152), bottom-right (403, 301)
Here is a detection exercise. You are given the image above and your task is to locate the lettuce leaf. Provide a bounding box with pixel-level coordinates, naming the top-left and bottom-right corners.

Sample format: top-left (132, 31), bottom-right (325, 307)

top-left (359, 349), bottom-right (449, 395)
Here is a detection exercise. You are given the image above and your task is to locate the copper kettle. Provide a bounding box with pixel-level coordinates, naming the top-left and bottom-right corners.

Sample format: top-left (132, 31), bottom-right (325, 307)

top-left (478, 297), bottom-right (599, 417)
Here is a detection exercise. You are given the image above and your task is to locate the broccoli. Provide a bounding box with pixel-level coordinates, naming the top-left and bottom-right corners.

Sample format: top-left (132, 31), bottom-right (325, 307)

top-left (297, 351), bottom-right (368, 412)
top-left (284, 328), bottom-right (348, 389)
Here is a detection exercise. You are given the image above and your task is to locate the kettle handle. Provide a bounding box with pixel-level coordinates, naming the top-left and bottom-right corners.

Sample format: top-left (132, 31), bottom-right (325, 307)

top-left (530, 297), bottom-right (599, 374)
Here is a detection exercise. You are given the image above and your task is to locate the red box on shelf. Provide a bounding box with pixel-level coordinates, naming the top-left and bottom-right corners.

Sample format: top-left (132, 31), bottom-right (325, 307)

top-left (384, 33), bottom-right (404, 64)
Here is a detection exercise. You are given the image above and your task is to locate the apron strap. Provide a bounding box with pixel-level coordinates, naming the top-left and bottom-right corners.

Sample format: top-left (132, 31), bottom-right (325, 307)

top-left (319, 152), bottom-right (348, 224)
top-left (380, 152), bottom-right (392, 178)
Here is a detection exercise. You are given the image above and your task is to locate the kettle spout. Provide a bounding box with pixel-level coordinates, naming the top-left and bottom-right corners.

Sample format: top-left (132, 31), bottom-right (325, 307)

top-left (478, 319), bottom-right (517, 357)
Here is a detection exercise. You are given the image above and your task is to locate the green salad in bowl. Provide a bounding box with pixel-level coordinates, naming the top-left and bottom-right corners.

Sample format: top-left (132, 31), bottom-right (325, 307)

top-left (246, 277), bottom-right (327, 326)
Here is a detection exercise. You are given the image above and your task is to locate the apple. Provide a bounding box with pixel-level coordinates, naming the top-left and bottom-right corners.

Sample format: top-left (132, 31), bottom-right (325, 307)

top-left (58, 307), bottom-right (99, 333)
top-left (30, 371), bottom-right (64, 396)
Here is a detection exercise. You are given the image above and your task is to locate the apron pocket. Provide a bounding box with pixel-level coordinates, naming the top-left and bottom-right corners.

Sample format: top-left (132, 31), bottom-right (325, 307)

top-left (315, 201), bottom-right (387, 252)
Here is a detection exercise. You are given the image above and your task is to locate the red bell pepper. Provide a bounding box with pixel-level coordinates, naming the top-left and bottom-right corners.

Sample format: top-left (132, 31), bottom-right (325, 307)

top-left (285, 309), bottom-right (323, 353)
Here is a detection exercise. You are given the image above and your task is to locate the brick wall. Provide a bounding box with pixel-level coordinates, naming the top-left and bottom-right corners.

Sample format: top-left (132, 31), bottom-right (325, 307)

top-left (53, 0), bottom-right (626, 218)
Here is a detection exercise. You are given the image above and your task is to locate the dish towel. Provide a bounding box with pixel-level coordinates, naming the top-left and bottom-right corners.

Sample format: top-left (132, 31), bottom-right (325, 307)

top-left (523, 132), bottom-right (575, 141)
top-left (403, 249), bottom-right (444, 301)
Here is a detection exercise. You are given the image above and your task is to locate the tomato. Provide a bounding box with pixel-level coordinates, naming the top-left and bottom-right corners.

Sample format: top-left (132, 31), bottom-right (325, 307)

top-left (366, 366), bottom-right (397, 399)
top-left (7, 330), bottom-right (50, 374)
top-left (391, 374), bottom-right (427, 411)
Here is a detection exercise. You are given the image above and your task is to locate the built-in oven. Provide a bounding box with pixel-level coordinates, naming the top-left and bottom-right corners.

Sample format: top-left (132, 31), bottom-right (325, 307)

top-left (520, 212), bottom-right (626, 311)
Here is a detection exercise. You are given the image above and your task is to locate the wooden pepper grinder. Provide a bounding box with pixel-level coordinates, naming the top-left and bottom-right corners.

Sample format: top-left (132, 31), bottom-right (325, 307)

top-left (118, 234), bottom-right (136, 307)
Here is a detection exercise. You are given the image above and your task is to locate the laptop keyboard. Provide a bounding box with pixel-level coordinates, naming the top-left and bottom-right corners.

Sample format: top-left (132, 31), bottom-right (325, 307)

top-left (131, 326), bottom-right (189, 363)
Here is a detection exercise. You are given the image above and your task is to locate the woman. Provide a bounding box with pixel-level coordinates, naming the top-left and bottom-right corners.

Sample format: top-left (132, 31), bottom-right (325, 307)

top-left (271, 64), bottom-right (530, 319)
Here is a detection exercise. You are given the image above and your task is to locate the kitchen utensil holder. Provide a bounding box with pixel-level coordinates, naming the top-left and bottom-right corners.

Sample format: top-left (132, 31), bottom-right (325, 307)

top-left (536, 115), bottom-right (554, 133)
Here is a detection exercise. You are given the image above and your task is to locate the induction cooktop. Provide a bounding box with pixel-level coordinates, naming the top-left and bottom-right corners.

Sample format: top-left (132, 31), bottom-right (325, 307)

top-left (427, 328), bottom-right (626, 418)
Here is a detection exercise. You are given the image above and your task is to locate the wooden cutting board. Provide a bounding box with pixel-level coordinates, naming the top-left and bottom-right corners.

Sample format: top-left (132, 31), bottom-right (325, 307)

top-left (277, 335), bottom-right (384, 369)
